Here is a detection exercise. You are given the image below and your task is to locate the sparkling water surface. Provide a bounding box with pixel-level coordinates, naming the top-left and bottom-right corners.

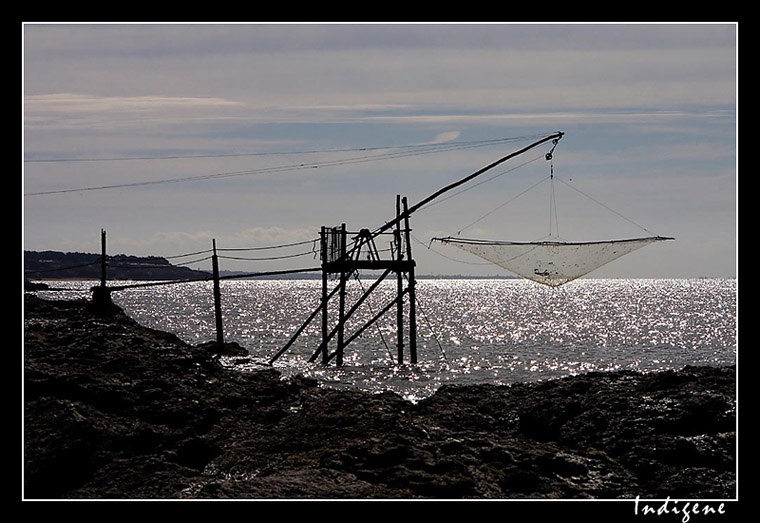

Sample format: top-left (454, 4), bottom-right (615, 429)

top-left (32, 278), bottom-right (737, 402)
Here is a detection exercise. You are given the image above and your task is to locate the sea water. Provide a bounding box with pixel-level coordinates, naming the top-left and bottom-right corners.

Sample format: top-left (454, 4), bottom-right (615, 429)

top-left (31, 278), bottom-right (737, 402)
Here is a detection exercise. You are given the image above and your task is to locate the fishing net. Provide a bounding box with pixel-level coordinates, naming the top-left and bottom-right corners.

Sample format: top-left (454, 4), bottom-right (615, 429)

top-left (433, 236), bottom-right (673, 287)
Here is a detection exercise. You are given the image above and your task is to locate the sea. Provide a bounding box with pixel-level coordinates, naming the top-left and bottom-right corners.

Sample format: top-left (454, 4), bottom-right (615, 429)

top-left (30, 278), bottom-right (737, 403)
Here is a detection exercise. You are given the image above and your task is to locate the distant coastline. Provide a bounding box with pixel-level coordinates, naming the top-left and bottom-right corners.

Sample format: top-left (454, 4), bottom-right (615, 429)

top-left (24, 250), bottom-right (210, 282)
top-left (23, 250), bottom-right (518, 281)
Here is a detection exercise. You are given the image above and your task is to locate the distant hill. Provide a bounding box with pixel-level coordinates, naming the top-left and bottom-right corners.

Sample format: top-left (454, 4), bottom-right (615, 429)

top-left (24, 250), bottom-right (211, 281)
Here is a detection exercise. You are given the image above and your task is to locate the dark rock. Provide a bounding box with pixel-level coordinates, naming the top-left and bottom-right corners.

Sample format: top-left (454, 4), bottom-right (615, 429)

top-left (23, 294), bottom-right (736, 500)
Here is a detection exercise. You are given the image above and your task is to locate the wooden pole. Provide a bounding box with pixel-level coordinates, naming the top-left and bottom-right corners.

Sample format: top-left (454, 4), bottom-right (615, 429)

top-left (395, 195), bottom-right (404, 365)
top-left (212, 239), bottom-right (224, 348)
top-left (321, 226), bottom-right (329, 365)
top-left (402, 197), bottom-right (417, 364)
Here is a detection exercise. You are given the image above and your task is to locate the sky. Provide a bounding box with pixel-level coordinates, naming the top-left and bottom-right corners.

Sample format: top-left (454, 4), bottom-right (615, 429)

top-left (22, 22), bottom-right (737, 279)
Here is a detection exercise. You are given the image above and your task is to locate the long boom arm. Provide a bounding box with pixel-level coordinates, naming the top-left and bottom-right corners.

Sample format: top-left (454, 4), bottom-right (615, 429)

top-left (370, 131), bottom-right (564, 239)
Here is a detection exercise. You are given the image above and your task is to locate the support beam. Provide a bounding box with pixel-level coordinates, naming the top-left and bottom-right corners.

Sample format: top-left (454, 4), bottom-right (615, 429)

top-left (268, 282), bottom-right (341, 364)
top-left (342, 288), bottom-right (409, 350)
top-left (308, 268), bottom-right (393, 363)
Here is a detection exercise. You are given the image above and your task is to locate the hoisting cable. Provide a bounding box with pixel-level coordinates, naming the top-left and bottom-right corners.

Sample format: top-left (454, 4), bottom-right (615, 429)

top-left (548, 149), bottom-right (560, 238)
top-left (436, 132), bottom-right (563, 240)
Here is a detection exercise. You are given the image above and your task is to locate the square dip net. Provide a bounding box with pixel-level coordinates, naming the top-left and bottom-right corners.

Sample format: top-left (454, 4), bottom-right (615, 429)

top-left (432, 236), bottom-right (674, 287)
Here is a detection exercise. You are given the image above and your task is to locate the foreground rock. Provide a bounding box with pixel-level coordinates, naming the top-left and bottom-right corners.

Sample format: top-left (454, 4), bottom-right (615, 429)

top-left (23, 294), bottom-right (736, 499)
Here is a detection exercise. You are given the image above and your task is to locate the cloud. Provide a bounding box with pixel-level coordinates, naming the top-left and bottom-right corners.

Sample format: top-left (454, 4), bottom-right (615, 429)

top-left (429, 131), bottom-right (461, 144)
top-left (24, 93), bottom-right (244, 130)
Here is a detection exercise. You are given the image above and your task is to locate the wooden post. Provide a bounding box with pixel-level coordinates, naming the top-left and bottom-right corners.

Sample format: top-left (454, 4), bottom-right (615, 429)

top-left (402, 197), bottom-right (417, 364)
top-left (92, 228), bottom-right (113, 309)
top-left (395, 195), bottom-right (404, 365)
top-left (212, 239), bottom-right (225, 348)
top-left (320, 226), bottom-right (329, 365)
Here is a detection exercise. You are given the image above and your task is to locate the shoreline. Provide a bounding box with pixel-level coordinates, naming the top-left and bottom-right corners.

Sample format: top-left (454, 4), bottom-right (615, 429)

top-left (23, 293), bottom-right (736, 500)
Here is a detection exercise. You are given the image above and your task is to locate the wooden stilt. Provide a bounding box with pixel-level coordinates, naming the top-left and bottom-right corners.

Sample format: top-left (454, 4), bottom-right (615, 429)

top-left (336, 224), bottom-right (348, 366)
top-left (402, 197), bottom-right (417, 364)
top-left (321, 226), bottom-right (329, 365)
top-left (395, 196), bottom-right (404, 364)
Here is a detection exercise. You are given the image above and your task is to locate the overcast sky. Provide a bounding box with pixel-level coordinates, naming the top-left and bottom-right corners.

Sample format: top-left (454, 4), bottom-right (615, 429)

top-left (22, 22), bottom-right (737, 278)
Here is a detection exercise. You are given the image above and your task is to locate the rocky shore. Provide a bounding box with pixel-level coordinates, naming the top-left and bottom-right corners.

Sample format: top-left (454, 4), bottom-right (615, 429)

top-left (23, 293), bottom-right (736, 501)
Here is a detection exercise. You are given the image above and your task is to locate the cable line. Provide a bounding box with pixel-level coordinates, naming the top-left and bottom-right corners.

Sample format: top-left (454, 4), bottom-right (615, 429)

top-left (23, 134), bottom-right (549, 164)
top-left (24, 134), bottom-right (555, 197)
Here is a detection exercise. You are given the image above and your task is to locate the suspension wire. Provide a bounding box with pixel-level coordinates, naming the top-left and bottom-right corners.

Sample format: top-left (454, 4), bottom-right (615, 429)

top-left (454, 175), bottom-right (552, 236)
top-left (554, 176), bottom-right (658, 236)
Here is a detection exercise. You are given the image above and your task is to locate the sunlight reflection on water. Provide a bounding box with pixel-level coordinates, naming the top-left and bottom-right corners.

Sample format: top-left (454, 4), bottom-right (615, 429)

top-left (34, 278), bottom-right (736, 402)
